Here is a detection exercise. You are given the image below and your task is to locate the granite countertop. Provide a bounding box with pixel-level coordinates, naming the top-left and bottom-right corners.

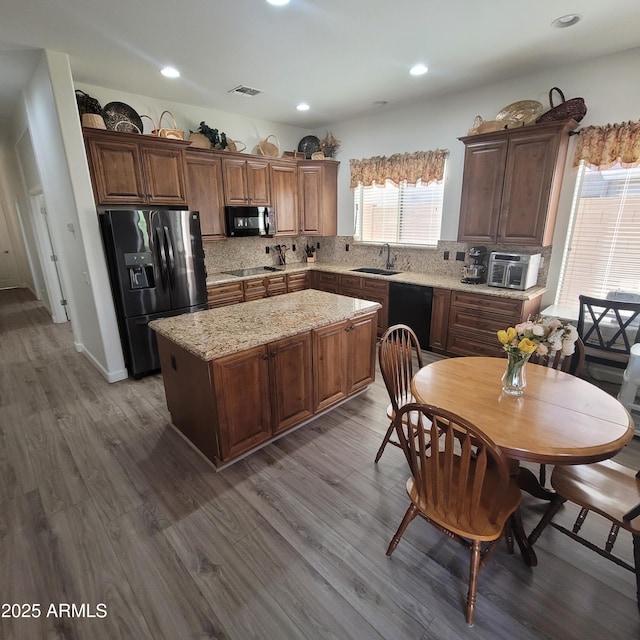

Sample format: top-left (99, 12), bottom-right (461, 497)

top-left (206, 263), bottom-right (546, 302)
top-left (150, 289), bottom-right (381, 361)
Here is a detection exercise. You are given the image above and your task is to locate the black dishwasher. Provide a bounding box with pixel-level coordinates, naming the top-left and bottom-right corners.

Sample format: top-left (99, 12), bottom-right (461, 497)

top-left (388, 282), bottom-right (433, 348)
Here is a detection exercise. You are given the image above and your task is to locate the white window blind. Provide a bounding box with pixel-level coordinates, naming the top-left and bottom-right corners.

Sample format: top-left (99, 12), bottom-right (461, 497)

top-left (354, 180), bottom-right (443, 246)
top-left (556, 162), bottom-right (640, 310)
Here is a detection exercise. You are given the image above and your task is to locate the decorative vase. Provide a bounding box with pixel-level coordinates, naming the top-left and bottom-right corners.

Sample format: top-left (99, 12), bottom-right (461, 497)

top-left (501, 351), bottom-right (532, 396)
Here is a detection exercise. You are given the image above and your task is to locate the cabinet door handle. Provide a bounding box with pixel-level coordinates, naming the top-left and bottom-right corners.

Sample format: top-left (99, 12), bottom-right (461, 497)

top-left (262, 353), bottom-right (270, 360)
top-left (271, 350), bottom-right (278, 357)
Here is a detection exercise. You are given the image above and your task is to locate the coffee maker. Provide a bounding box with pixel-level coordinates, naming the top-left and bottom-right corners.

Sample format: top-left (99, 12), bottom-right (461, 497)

top-left (461, 246), bottom-right (488, 284)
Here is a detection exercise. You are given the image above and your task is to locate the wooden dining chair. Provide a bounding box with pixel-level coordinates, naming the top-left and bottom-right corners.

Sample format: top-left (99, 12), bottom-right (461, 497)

top-left (577, 295), bottom-right (640, 370)
top-left (386, 403), bottom-right (521, 625)
top-left (374, 324), bottom-right (424, 463)
top-left (528, 459), bottom-right (640, 612)
top-left (529, 337), bottom-right (586, 486)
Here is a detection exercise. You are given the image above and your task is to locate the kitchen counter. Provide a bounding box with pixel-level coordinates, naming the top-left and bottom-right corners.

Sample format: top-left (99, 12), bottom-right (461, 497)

top-left (150, 289), bottom-right (381, 361)
top-left (205, 263), bottom-right (546, 302)
top-left (151, 289), bottom-right (381, 467)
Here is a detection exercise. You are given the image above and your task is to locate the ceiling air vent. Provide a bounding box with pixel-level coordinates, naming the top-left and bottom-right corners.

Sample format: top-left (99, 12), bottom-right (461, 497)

top-left (228, 85), bottom-right (263, 98)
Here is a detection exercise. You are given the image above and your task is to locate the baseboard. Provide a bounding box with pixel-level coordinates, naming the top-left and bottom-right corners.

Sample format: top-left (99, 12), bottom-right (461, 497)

top-left (75, 341), bottom-right (128, 383)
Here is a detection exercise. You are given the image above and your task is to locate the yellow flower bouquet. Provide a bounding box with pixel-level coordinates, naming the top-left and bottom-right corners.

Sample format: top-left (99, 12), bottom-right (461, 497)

top-left (497, 316), bottom-right (578, 395)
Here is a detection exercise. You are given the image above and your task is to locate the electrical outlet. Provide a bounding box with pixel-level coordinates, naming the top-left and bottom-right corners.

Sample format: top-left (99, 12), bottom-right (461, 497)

top-left (456, 251), bottom-right (465, 261)
top-left (443, 250), bottom-right (449, 260)
top-left (265, 247), bottom-right (269, 254)
top-left (345, 244), bottom-right (350, 251)
top-left (316, 242), bottom-right (320, 249)
top-left (292, 244), bottom-right (296, 252)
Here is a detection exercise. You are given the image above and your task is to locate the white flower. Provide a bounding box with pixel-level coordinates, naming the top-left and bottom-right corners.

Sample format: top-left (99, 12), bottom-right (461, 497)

top-left (531, 324), bottom-right (546, 337)
top-left (537, 343), bottom-right (549, 356)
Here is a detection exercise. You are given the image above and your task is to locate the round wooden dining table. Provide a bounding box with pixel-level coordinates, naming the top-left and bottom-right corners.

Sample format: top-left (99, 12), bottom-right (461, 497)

top-left (410, 356), bottom-right (635, 565)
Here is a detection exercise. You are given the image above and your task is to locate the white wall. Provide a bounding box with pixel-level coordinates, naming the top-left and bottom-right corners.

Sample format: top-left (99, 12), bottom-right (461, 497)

top-left (319, 46), bottom-right (640, 305)
top-left (75, 82), bottom-right (311, 160)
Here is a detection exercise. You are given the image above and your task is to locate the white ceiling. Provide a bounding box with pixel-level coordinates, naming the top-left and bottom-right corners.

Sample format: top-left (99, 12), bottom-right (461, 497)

top-left (1, 0), bottom-right (640, 130)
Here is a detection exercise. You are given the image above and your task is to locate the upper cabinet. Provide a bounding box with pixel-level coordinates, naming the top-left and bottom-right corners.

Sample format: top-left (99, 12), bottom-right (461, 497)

top-left (83, 128), bottom-right (189, 206)
top-left (221, 155), bottom-right (271, 206)
top-left (185, 149), bottom-right (225, 240)
top-left (298, 160), bottom-right (339, 236)
top-left (457, 119), bottom-right (577, 246)
top-left (270, 161), bottom-right (299, 236)
top-left (84, 130), bottom-right (339, 238)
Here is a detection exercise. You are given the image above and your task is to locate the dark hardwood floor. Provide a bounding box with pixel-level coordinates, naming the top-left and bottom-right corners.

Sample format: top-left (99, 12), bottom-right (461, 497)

top-left (1, 287), bottom-right (638, 639)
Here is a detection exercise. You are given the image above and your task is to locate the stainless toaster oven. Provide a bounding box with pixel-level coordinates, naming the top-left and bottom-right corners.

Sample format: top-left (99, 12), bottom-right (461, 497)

top-left (488, 252), bottom-right (541, 290)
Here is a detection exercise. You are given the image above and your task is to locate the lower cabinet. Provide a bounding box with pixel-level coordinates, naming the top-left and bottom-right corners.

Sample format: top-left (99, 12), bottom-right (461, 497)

top-left (431, 288), bottom-right (542, 357)
top-left (207, 282), bottom-right (244, 308)
top-left (213, 332), bottom-right (314, 459)
top-left (157, 312), bottom-right (377, 466)
top-left (313, 314), bottom-right (377, 411)
top-left (287, 271), bottom-right (310, 292)
top-left (313, 271), bottom-right (389, 335)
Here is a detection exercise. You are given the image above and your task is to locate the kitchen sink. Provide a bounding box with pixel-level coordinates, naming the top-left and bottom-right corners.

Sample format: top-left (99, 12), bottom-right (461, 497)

top-left (351, 267), bottom-right (401, 276)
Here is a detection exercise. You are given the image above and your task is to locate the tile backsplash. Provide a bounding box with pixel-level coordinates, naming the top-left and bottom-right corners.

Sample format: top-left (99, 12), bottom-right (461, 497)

top-left (203, 236), bottom-right (552, 286)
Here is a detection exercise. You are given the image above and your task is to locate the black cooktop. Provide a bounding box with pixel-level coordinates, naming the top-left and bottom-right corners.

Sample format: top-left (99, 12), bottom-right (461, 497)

top-left (222, 266), bottom-right (285, 277)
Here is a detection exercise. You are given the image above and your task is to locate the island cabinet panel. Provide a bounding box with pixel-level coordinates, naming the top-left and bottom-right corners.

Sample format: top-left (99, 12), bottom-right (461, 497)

top-left (347, 313), bottom-right (377, 393)
top-left (313, 320), bottom-right (348, 411)
top-left (186, 151), bottom-right (225, 239)
top-left (313, 312), bottom-right (377, 411)
top-left (270, 332), bottom-right (314, 434)
top-left (155, 335), bottom-right (220, 463)
top-left (213, 345), bottom-right (273, 461)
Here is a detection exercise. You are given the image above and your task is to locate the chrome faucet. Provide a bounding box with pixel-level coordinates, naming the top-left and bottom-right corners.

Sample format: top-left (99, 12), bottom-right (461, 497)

top-left (379, 243), bottom-right (394, 270)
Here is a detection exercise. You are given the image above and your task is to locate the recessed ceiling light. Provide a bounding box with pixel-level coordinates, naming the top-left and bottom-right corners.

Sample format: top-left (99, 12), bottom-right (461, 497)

top-left (296, 102), bottom-right (310, 111)
top-left (409, 64), bottom-right (428, 76)
top-left (266, 0), bottom-right (290, 6)
top-left (160, 66), bottom-right (180, 78)
top-left (551, 14), bottom-right (581, 28)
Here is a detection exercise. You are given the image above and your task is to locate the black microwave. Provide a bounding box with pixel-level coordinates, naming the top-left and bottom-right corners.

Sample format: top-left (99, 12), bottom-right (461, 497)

top-left (225, 206), bottom-right (274, 237)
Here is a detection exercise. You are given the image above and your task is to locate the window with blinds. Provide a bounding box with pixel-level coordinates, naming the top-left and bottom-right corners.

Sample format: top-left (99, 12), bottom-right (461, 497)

top-left (556, 162), bottom-right (640, 311)
top-left (353, 180), bottom-right (443, 246)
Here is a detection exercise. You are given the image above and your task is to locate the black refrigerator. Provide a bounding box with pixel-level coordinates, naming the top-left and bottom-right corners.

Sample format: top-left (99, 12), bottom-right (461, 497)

top-left (100, 209), bottom-right (207, 378)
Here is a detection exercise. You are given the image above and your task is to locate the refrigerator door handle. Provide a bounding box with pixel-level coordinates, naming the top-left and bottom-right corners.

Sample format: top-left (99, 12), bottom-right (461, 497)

top-left (163, 225), bottom-right (175, 288)
top-left (155, 226), bottom-right (169, 291)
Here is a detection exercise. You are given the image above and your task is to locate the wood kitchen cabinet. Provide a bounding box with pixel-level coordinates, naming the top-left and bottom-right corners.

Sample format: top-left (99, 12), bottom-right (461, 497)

top-left (429, 288), bottom-right (451, 353)
top-left (298, 160), bottom-right (338, 236)
top-left (83, 128), bottom-right (189, 206)
top-left (221, 155), bottom-right (271, 205)
top-left (313, 312), bottom-right (377, 411)
top-left (338, 273), bottom-right (389, 336)
top-left (312, 270), bottom-right (339, 293)
top-left (286, 271), bottom-right (310, 292)
top-left (270, 161), bottom-right (299, 236)
top-left (207, 281), bottom-right (244, 308)
top-left (444, 290), bottom-right (541, 357)
top-left (186, 150), bottom-right (225, 239)
top-left (243, 273), bottom-right (287, 301)
top-left (212, 331), bottom-right (314, 458)
top-left (457, 119), bottom-right (577, 246)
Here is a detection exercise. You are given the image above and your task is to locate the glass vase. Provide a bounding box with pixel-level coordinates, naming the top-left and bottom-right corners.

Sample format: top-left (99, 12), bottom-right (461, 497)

top-left (501, 351), bottom-right (532, 396)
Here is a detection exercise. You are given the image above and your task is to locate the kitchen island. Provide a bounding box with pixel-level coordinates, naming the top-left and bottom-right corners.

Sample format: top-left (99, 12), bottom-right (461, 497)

top-left (150, 290), bottom-right (381, 468)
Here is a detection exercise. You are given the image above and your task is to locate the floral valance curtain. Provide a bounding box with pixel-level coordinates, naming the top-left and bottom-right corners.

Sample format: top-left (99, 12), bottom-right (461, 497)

top-left (350, 149), bottom-right (449, 189)
top-left (573, 120), bottom-right (640, 170)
